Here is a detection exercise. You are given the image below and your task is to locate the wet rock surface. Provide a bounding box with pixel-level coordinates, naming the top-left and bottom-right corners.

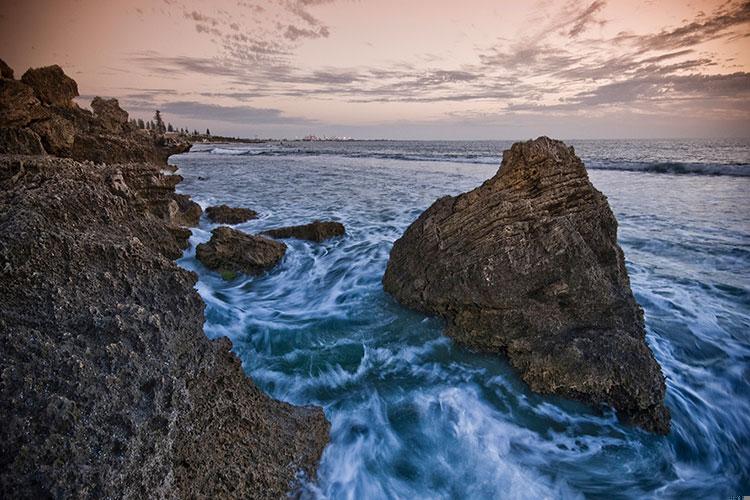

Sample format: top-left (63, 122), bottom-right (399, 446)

top-left (262, 220), bottom-right (346, 242)
top-left (383, 137), bottom-right (670, 434)
top-left (205, 204), bottom-right (258, 224)
top-left (197, 226), bottom-right (287, 278)
top-left (0, 155), bottom-right (329, 498)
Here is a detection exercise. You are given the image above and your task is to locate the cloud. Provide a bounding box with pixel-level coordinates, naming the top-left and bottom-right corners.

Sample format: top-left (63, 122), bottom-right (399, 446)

top-left (283, 24), bottom-right (330, 41)
top-left (571, 72), bottom-right (750, 106)
top-left (625, 0), bottom-right (750, 52)
top-left (158, 100), bottom-right (314, 124)
top-left (185, 10), bottom-right (219, 26)
top-left (567, 0), bottom-right (607, 37)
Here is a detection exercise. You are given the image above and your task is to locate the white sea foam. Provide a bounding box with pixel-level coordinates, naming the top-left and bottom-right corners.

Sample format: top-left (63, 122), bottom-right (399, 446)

top-left (172, 142), bottom-right (750, 497)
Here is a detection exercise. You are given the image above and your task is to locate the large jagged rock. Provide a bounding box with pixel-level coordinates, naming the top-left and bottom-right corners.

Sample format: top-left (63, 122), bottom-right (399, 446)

top-left (262, 220), bottom-right (346, 242)
top-left (383, 137), bottom-right (670, 434)
top-left (0, 58), bottom-right (13, 79)
top-left (91, 96), bottom-right (128, 133)
top-left (205, 204), bottom-right (258, 224)
top-left (21, 65), bottom-right (79, 108)
top-left (0, 78), bottom-right (48, 127)
top-left (0, 156), bottom-right (329, 498)
top-left (197, 226), bottom-right (287, 278)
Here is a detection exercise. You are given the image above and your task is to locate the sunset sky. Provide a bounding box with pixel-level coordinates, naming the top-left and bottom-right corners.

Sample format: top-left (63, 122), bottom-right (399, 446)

top-left (1, 0), bottom-right (749, 139)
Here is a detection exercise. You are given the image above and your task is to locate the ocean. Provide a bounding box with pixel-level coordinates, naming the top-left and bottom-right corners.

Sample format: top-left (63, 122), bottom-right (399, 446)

top-left (172, 139), bottom-right (750, 498)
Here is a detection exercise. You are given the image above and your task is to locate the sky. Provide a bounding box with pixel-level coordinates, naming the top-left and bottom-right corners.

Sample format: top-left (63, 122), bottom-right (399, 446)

top-left (1, 0), bottom-right (749, 139)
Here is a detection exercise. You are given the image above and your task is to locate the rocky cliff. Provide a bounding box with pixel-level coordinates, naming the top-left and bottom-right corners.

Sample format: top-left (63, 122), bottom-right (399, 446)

top-left (383, 137), bottom-right (670, 434)
top-left (0, 61), bottom-right (190, 164)
top-left (0, 60), bottom-right (330, 497)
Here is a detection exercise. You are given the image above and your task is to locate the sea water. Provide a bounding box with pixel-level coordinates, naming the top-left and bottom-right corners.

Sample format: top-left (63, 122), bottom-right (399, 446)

top-left (172, 139), bottom-right (750, 498)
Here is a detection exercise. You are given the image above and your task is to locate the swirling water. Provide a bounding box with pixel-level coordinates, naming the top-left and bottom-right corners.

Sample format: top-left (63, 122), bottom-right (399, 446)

top-left (172, 140), bottom-right (750, 498)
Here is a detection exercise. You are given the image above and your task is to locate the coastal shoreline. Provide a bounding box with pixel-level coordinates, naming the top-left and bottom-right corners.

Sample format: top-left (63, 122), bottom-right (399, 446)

top-left (0, 62), bottom-right (330, 497)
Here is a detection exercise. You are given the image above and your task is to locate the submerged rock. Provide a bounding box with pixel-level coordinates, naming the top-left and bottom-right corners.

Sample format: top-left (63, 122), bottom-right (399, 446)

top-left (197, 226), bottom-right (286, 278)
top-left (262, 220), bottom-right (345, 242)
top-left (383, 136), bottom-right (670, 434)
top-left (21, 64), bottom-right (79, 107)
top-left (205, 204), bottom-right (258, 224)
top-left (0, 156), bottom-right (329, 497)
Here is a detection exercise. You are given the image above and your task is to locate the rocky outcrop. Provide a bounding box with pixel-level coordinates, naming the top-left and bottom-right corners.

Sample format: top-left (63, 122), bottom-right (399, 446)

top-left (383, 137), bottom-right (670, 434)
top-left (0, 61), bottom-right (191, 165)
top-left (197, 227), bottom-right (287, 279)
top-left (30, 114), bottom-right (76, 155)
top-left (0, 58), bottom-right (13, 79)
top-left (262, 220), bottom-right (346, 242)
top-left (0, 78), bottom-right (48, 127)
top-left (21, 64), bottom-right (78, 108)
top-left (91, 96), bottom-right (129, 133)
top-left (171, 193), bottom-right (202, 226)
top-left (205, 204), bottom-right (258, 224)
top-left (0, 127), bottom-right (44, 155)
top-left (0, 155), bottom-right (329, 497)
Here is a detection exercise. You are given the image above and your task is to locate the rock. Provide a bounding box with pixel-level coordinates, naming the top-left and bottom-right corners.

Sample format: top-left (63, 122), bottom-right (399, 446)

top-left (0, 78), bottom-right (48, 127)
top-left (205, 204), bottom-right (258, 224)
top-left (21, 65), bottom-right (79, 107)
top-left (0, 127), bottom-right (45, 154)
top-left (0, 155), bottom-right (329, 497)
top-left (382, 136), bottom-right (670, 434)
top-left (21, 64), bottom-right (78, 108)
top-left (0, 64), bottom-right (189, 167)
top-left (30, 114), bottom-right (76, 155)
top-left (0, 58), bottom-right (14, 79)
top-left (170, 193), bottom-right (202, 226)
top-left (196, 226), bottom-right (286, 278)
top-left (262, 220), bottom-right (345, 242)
top-left (90, 96), bottom-right (129, 133)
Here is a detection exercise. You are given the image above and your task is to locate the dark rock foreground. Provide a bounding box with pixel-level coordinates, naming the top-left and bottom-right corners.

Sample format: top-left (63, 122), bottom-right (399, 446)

top-left (197, 226), bottom-right (287, 278)
top-left (0, 156), bottom-right (329, 498)
top-left (205, 204), bottom-right (258, 224)
top-left (0, 59), bottom-right (329, 497)
top-left (262, 220), bottom-right (346, 242)
top-left (383, 137), bottom-right (670, 434)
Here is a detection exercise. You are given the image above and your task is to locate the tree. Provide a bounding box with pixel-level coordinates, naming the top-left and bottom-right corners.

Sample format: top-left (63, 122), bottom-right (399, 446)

top-left (153, 110), bottom-right (166, 133)
top-left (137, 118), bottom-right (145, 129)
top-left (206, 128), bottom-right (211, 136)
top-left (167, 123), bottom-right (173, 132)
top-left (193, 129), bottom-right (198, 136)
top-left (146, 121), bottom-right (151, 130)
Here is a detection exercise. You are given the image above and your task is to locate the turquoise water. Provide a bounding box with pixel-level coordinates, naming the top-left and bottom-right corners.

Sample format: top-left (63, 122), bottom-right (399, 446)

top-left (173, 141), bottom-right (750, 498)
